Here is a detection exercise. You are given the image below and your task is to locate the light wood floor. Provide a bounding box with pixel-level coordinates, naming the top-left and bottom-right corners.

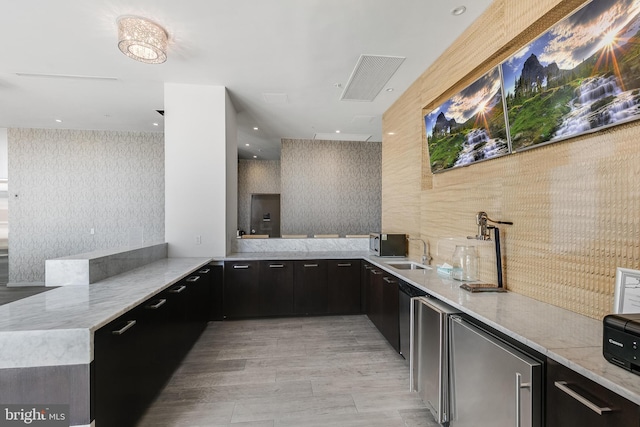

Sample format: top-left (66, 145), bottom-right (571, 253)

top-left (137, 315), bottom-right (438, 427)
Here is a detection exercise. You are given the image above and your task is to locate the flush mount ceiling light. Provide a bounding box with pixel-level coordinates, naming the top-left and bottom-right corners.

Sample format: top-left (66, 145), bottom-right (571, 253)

top-left (117, 16), bottom-right (168, 64)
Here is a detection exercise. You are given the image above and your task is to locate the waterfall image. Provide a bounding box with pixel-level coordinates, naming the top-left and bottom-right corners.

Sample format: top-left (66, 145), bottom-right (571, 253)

top-left (503, 0), bottom-right (640, 151)
top-left (425, 66), bottom-right (509, 172)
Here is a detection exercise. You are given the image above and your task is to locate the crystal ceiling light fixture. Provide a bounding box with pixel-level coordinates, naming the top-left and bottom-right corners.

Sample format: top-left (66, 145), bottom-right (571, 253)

top-left (117, 16), bottom-right (168, 64)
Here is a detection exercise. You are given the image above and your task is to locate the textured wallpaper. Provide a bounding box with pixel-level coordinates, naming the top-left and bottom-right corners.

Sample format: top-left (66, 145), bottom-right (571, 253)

top-left (237, 159), bottom-right (281, 234)
top-left (281, 139), bottom-right (381, 236)
top-left (8, 128), bottom-right (164, 284)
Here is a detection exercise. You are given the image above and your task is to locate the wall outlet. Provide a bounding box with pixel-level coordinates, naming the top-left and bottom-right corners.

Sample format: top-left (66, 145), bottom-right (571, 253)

top-left (195, 235), bottom-right (202, 245)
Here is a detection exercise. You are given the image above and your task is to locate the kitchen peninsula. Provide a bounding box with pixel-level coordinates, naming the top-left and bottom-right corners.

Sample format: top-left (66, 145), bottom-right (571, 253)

top-left (2, 239), bottom-right (640, 426)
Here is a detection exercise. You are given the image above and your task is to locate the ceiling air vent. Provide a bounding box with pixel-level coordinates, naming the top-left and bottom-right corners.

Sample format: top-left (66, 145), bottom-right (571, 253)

top-left (340, 55), bottom-right (405, 102)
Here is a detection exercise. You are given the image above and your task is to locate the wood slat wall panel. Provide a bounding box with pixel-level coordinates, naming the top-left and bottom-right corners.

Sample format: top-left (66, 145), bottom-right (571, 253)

top-left (382, 0), bottom-right (640, 319)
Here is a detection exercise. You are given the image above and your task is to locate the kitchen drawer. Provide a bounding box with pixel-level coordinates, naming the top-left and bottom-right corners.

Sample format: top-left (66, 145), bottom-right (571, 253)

top-left (546, 358), bottom-right (640, 427)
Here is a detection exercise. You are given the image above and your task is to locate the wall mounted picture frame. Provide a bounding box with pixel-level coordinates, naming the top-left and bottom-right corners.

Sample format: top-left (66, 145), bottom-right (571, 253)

top-left (423, 0), bottom-right (640, 173)
top-left (503, 0), bottom-right (640, 152)
top-left (424, 65), bottom-right (510, 173)
top-left (613, 267), bottom-right (640, 313)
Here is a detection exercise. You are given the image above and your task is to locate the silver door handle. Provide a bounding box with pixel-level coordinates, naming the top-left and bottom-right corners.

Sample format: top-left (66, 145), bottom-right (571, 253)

top-left (383, 277), bottom-right (397, 284)
top-left (337, 263), bottom-right (352, 267)
top-left (304, 264), bottom-right (318, 268)
top-left (515, 372), bottom-right (531, 427)
top-left (170, 285), bottom-right (187, 293)
top-left (186, 276), bottom-right (200, 282)
top-left (198, 268), bottom-right (210, 274)
top-left (112, 320), bottom-right (136, 335)
top-left (371, 270), bottom-right (382, 275)
top-left (233, 265), bottom-right (250, 269)
top-left (145, 299), bottom-right (166, 309)
top-left (554, 381), bottom-right (612, 415)
top-left (269, 264), bottom-right (285, 268)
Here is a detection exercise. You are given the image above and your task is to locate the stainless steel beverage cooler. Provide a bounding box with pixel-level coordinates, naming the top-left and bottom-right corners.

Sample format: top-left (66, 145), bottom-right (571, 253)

top-left (448, 315), bottom-right (542, 427)
top-left (410, 296), bottom-right (459, 424)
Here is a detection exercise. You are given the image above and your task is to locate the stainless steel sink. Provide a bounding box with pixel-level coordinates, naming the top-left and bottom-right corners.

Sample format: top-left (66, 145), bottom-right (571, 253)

top-left (387, 262), bottom-right (430, 270)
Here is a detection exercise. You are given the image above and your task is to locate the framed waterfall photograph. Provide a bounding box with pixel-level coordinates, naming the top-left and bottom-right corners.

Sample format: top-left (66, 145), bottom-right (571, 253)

top-left (502, 0), bottom-right (640, 152)
top-left (614, 267), bottom-right (640, 313)
top-left (424, 65), bottom-right (510, 173)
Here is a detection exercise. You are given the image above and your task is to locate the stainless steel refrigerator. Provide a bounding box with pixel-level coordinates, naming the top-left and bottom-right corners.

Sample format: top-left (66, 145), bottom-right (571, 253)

top-left (448, 315), bottom-right (542, 427)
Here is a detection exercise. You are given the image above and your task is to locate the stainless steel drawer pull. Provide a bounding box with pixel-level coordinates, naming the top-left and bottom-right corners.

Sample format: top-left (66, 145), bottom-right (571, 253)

top-left (304, 264), bottom-right (319, 268)
top-left (371, 270), bottom-right (382, 275)
top-left (383, 277), bottom-right (397, 284)
top-left (554, 381), bottom-right (612, 415)
top-left (145, 299), bottom-right (167, 310)
top-left (233, 265), bottom-right (250, 269)
top-left (198, 268), bottom-right (210, 274)
top-left (186, 276), bottom-right (200, 282)
top-left (364, 265), bottom-right (373, 270)
top-left (337, 263), bottom-right (352, 267)
top-left (269, 264), bottom-right (285, 268)
top-left (170, 285), bottom-right (187, 293)
top-left (112, 320), bottom-right (136, 335)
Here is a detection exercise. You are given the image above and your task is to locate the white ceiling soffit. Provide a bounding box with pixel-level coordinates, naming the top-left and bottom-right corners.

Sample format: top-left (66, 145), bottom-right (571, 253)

top-left (340, 55), bottom-right (406, 102)
top-left (313, 133), bottom-right (371, 141)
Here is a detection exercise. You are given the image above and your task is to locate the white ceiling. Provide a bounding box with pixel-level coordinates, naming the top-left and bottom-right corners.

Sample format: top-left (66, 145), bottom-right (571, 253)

top-left (0, 0), bottom-right (492, 160)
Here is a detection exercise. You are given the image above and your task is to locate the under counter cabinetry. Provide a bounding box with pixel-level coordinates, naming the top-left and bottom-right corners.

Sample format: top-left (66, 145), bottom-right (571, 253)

top-left (364, 263), bottom-right (399, 352)
top-left (546, 358), bottom-right (640, 427)
top-left (223, 259), bottom-right (361, 319)
top-left (94, 266), bottom-right (213, 427)
top-left (294, 260), bottom-right (328, 315)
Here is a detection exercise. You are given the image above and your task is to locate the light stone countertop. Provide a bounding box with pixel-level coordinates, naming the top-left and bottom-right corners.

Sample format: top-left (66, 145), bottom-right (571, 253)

top-left (0, 257), bottom-right (211, 369)
top-left (361, 256), bottom-right (640, 407)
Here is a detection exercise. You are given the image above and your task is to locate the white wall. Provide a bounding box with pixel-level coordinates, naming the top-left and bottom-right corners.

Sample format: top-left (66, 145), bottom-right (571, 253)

top-left (225, 91), bottom-right (238, 253)
top-left (165, 83), bottom-right (235, 257)
top-left (0, 128), bottom-right (7, 179)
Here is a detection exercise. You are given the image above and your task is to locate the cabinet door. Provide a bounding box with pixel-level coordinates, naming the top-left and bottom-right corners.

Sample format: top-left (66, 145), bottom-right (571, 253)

top-left (368, 268), bottom-right (385, 331)
top-left (381, 275), bottom-right (400, 353)
top-left (294, 260), bottom-right (328, 315)
top-left (224, 261), bottom-right (260, 318)
top-left (361, 262), bottom-right (374, 314)
top-left (94, 307), bottom-right (147, 427)
top-left (260, 261), bottom-right (294, 316)
top-left (546, 358), bottom-right (640, 427)
top-left (327, 259), bottom-right (361, 314)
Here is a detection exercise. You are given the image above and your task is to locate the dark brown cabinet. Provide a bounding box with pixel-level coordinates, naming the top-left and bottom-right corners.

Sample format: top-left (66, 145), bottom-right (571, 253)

top-left (294, 260), bottom-right (328, 315)
top-left (327, 259), bottom-right (361, 314)
top-left (363, 264), bottom-right (400, 353)
top-left (223, 261), bottom-right (260, 318)
top-left (546, 358), bottom-right (640, 427)
top-left (94, 264), bottom-right (215, 427)
top-left (261, 261), bottom-right (294, 316)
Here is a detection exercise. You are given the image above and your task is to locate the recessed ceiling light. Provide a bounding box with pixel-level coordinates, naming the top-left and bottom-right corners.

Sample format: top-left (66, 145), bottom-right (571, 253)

top-left (55, 119), bottom-right (62, 123)
top-left (336, 130), bottom-right (341, 133)
top-left (253, 127), bottom-right (259, 130)
top-left (245, 143), bottom-right (250, 146)
top-left (451, 5), bottom-right (466, 16)
top-left (253, 155), bottom-right (258, 159)
top-left (153, 122), bottom-right (159, 126)
top-left (386, 88), bottom-right (394, 92)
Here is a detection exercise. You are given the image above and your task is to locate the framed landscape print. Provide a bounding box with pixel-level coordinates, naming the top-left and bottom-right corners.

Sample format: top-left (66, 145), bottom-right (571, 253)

top-left (424, 66), bottom-right (510, 173)
top-left (503, 0), bottom-right (640, 151)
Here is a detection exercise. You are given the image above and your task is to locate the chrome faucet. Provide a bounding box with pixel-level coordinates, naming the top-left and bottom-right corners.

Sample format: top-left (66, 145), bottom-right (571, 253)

top-left (408, 237), bottom-right (432, 265)
top-left (468, 211), bottom-right (513, 241)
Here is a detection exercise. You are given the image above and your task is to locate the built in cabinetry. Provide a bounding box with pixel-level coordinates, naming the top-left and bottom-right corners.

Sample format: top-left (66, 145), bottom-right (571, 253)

top-left (546, 358), bottom-right (640, 426)
top-left (223, 259), bottom-right (361, 319)
top-left (94, 264), bottom-right (218, 427)
top-left (363, 262), bottom-right (399, 352)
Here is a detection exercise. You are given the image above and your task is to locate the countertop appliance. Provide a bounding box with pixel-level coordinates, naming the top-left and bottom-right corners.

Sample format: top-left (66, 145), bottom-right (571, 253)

top-left (449, 315), bottom-right (542, 426)
top-left (410, 295), bottom-right (459, 424)
top-left (603, 313), bottom-right (640, 374)
top-left (369, 233), bottom-right (407, 257)
top-left (398, 280), bottom-right (426, 364)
